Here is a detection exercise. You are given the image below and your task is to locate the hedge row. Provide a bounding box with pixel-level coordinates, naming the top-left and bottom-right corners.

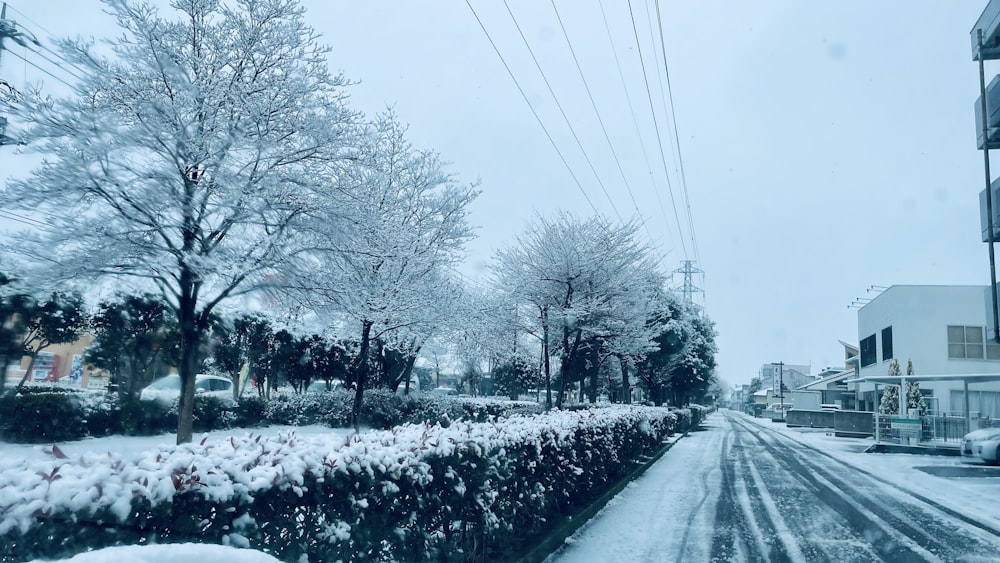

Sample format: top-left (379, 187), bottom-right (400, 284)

top-left (0, 405), bottom-right (708, 562)
top-left (0, 388), bottom-right (544, 443)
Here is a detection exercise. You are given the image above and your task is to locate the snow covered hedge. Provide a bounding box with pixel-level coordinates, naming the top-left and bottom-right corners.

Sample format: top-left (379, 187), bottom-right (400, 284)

top-left (0, 405), bottom-right (704, 562)
top-left (0, 388), bottom-right (544, 443)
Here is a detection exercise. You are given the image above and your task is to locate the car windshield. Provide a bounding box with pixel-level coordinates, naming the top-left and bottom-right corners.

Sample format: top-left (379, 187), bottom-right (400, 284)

top-left (3, 1), bottom-right (1000, 562)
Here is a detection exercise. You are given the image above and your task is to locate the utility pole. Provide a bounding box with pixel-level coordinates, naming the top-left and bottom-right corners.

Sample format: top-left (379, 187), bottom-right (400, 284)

top-left (778, 361), bottom-right (784, 406)
top-left (0, 3), bottom-right (10, 68)
top-left (978, 28), bottom-right (1000, 343)
top-left (0, 2), bottom-right (16, 146)
top-left (672, 260), bottom-right (703, 305)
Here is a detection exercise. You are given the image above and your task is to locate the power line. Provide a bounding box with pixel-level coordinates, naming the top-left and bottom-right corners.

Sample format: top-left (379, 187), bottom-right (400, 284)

top-left (549, 0), bottom-right (656, 246)
top-left (502, 0), bottom-right (623, 221)
top-left (3, 2), bottom-right (58, 42)
top-left (0, 209), bottom-right (53, 230)
top-left (626, 0), bottom-right (687, 260)
top-left (597, 0), bottom-right (674, 256)
top-left (2, 46), bottom-right (73, 89)
top-left (23, 42), bottom-right (85, 83)
top-left (654, 0), bottom-right (700, 263)
top-left (465, 0), bottom-right (601, 216)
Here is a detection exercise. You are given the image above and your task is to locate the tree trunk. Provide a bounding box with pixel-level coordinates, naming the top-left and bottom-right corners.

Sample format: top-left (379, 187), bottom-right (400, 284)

top-left (14, 352), bottom-right (39, 393)
top-left (352, 320), bottom-right (373, 432)
top-left (401, 345), bottom-right (420, 396)
top-left (620, 357), bottom-right (630, 405)
top-left (0, 351), bottom-right (7, 394)
top-left (175, 260), bottom-right (203, 445)
top-left (541, 307), bottom-right (551, 410)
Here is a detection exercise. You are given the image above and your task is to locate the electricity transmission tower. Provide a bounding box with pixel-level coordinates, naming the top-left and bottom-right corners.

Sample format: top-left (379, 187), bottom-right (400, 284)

top-left (672, 260), bottom-right (703, 305)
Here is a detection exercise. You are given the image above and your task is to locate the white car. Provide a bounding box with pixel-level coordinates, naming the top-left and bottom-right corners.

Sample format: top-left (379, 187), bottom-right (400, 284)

top-left (961, 428), bottom-right (1000, 465)
top-left (140, 374), bottom-right (234, 403)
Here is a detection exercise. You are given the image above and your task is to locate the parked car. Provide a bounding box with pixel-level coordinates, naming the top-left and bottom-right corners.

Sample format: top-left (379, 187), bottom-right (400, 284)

top-left (430, 386), bottom-right (459, 397)
top-left (961, 428), bottom-right (1000, 465)
top-left (140, 374), bottom-right (234, 403)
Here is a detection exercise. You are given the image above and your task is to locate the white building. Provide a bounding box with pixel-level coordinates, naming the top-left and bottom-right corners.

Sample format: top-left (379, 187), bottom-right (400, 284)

top-left (854, 285), bottom-right (1000, 417)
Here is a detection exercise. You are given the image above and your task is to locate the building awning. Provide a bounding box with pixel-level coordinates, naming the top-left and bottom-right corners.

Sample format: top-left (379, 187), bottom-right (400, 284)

top-left (845, 373), bottom-right (1000, 385)
top-left (798, 369), bottom-right (855, 390)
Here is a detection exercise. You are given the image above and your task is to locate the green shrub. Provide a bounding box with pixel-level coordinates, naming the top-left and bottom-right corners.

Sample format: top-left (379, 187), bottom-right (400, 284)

top-left (0, 391), bottom-right (86, 443)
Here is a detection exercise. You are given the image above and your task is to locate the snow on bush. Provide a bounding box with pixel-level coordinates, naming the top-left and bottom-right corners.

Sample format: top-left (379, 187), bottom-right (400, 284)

top-left (0, 405), bottom-right (704, 562)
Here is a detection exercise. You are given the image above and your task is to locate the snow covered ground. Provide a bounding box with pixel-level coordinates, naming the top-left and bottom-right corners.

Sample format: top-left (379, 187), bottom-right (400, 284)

top-left (547, 410), bottom-right (1000, 562)
top-left (27, 543), bottom-right (282, 563)
top-left (0, 424), bottom-right (355, 464)
top-left (739, 412), bottom-right (1000, 531)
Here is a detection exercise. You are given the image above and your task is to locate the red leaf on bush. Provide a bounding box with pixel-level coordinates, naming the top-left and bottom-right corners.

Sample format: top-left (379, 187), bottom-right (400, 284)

top-left (49, 444), bottom-right (68, 459)
top-left (171, 474), bottom-right (183, 491)
top-left (200, 436), bottom-right (208, 446)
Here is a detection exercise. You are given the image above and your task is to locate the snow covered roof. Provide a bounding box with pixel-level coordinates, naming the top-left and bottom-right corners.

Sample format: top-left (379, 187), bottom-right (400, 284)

top-left (797, 369), bottom-right (854, 390)
top-left (752, 388), bottom-right (771, 396)
top-left (846, 373), bottom-right (1000, 385)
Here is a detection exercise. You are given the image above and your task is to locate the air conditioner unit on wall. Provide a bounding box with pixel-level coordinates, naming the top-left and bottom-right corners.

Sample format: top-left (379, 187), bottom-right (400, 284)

top-left (975, 75), bottom-right (1000, 149)
top-left (972, 0), bottom-right (1000, 60)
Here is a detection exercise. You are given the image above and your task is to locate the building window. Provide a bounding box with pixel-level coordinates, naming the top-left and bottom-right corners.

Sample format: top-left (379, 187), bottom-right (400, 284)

top-left (881, 326), bottom-right (893, 361)
top-left (860, 334), bottom-right (876, 367)
top-left (948, 325), bottom-right (985, 359)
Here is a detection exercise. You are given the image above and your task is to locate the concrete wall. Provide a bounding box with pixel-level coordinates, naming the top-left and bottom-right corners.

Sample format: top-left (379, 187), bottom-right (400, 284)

top-left (834, 410), bottom-right (874, 438)
top-left (786, 409), bottom-right (835, 428)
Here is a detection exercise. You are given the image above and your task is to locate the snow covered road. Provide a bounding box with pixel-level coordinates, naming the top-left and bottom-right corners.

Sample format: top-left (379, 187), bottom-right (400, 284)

top-left (547, 411), bottom-right (1000, 562)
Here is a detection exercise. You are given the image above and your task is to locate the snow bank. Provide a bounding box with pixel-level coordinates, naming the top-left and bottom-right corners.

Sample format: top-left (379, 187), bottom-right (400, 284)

top-left (28, 543), bottom-right (281, 563)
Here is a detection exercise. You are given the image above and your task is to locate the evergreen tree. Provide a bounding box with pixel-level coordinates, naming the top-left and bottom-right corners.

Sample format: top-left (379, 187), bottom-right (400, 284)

top-left (904, 359), bottom-right (928, 415)
top-left (879, 358), bottom-right (901, 415)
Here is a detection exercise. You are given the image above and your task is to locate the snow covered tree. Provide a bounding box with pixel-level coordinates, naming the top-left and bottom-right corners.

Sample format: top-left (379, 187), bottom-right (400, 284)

top-left (635, 293), bottom-right (691, 406)
top-left (493, 355), bottom-right (539, 400)
top-left (1, 0), bottom-right (357, 443)
top-left (295, 112), bottom-right (476, 429)
top-left (12, 292), bottom-right (88, 391)
top-left (904, 358), bottom-right (927, 416)
top-left (493, 213), bottom-right (660, 408)
top-left (212, 313), bottom-right (276, 401)
top-left (0, 275), bottom-right (33, 394)
top-left (86, 294), bottom-right (178, 398)
top-left (667, 312), bottom-right (718, 406)
top-left (879, 358), bottom-right (901, 415)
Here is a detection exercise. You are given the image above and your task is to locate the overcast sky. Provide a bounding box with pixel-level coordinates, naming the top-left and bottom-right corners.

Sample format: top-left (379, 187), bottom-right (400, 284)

top-left (0, 1), bottom-right (995, 389)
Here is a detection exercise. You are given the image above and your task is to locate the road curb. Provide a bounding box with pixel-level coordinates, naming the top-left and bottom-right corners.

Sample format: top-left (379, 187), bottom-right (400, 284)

top-left (863, 443), bottom-right (960, 456)
top-left (513, 426), bottom-right (695, 563)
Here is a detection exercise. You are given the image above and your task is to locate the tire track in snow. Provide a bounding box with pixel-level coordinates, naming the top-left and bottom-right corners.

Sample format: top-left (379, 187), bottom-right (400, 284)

top-left (747, 419), bottom-right (1000, 558)
top-left (638, 420), bottom-right (724, 563)
top-left (710, 427), bottom-right (778, 562)
top-left (740, 435), bottom-right (809, 562)
top-left (675, 431), bottom-right (721, 559)
top-left (735, 419), bottom-right (932, 562)
top-left (731, 414), bottom-right (1000, 561)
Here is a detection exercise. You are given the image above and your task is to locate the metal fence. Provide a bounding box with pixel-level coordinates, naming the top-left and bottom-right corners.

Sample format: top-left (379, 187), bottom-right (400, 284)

top-left (872, 413), bottom-right (994, 444)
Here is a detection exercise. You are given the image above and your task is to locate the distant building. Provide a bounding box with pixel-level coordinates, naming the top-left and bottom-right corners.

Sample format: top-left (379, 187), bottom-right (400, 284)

top-left (760, 363), bottom-right (813, 397)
